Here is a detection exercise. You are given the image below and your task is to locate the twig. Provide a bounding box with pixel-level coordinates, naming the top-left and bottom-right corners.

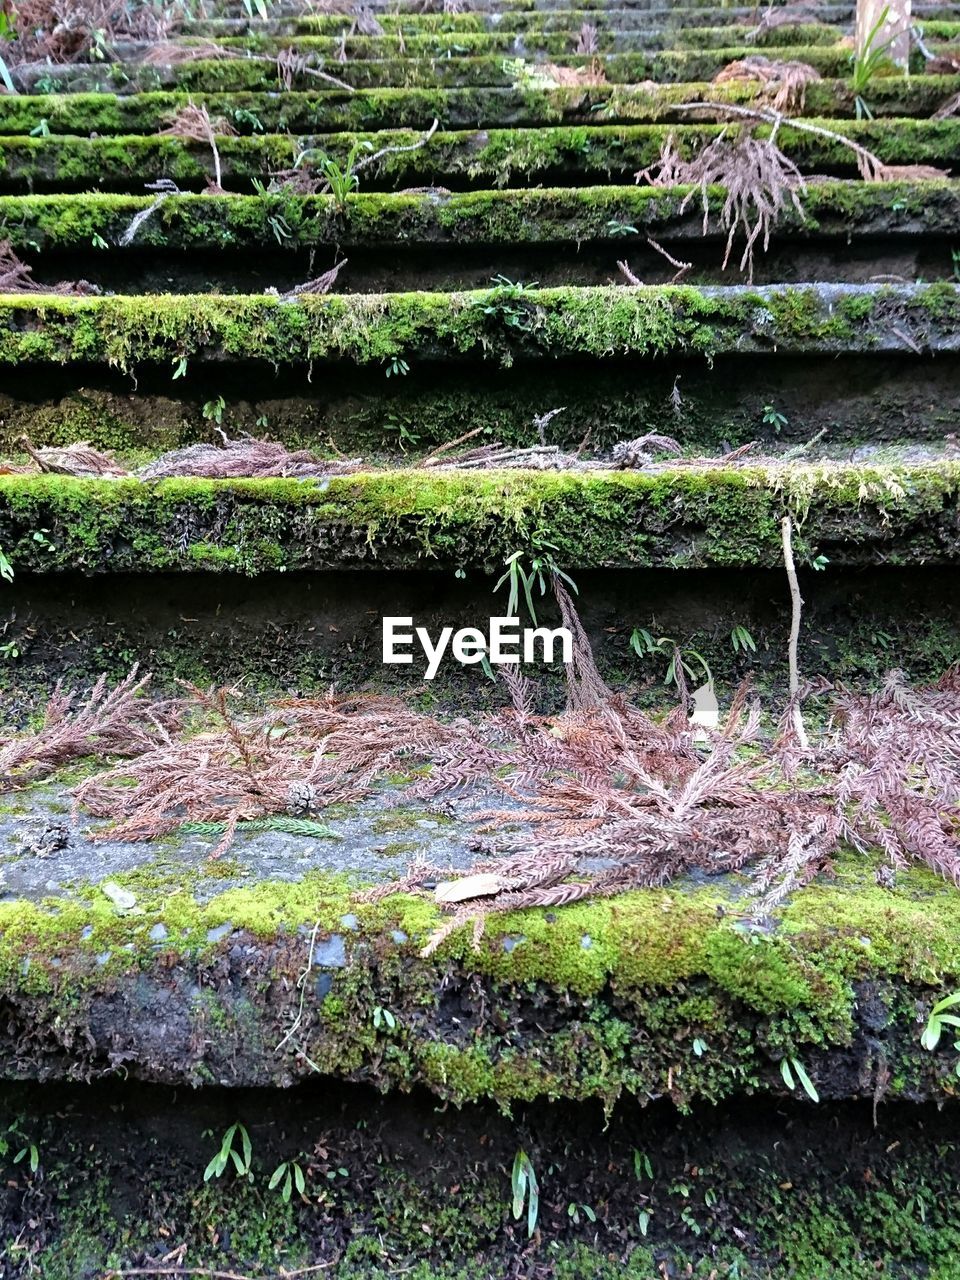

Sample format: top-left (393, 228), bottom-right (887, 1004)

top-left (646, 236), bottom-right (692, 283)
top-left (617, 259), bottom-right (642, 285)
top-left (421, 425), bottom-right (485, 464)
top-left (353, 119), bottom-right (439, 177)
top-left (275, 920), bottom-right (320, 1054)
top-left (119, 180), bottom-right (182, 247)
top-left (892, 325), bottom-right (922, 354)
top-left (780, 427), bottom-right (826, 460)
top-left (104, 1264), bottom-right (336, 1279)
top-left (781, 515), bottom-right (809, 748)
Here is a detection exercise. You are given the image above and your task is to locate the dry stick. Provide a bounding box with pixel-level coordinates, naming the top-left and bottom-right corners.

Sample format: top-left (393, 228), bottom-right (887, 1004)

top-left (672, 101), bottom-right (886, 179)
top-left (274, 919), bottom-right (320, 1054)
top-left (421, 424), bottom-right (485, 464)
top-left (353, 118), bottom-right (440, 178)
top-left (781, 515), bottom-right (809, 749)
top-left (104, 1264), bottom-right (336, 1279)
top-left (646, 236), bottom-right (692, 282)
top-left (119, 180), bottom-right (182, 246)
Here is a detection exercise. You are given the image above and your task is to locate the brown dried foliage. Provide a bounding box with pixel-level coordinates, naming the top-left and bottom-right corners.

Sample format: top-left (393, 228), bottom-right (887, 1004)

top-left (161, 103), bottom-right (235, 192)
top-left (542, 60), bottom-right (606, 87)
top-left (136, 435), bottom-right (361, 480)
top-left (0, 240), bottom-right (96, 295)
top-left (12, 589), bottom-right (956, 953)
top-left (713, 56), bottom-right (821, 114)
top-left (574, 22), bottom-right (598, 55)
top-left (5, 0), bottom-right (178, 64)
top-left (637, 130), bottom-right (806, 282)
top-left (19, 435), bottom-right (125, 476)
top-left (0, 667), bottom-right (180, 789)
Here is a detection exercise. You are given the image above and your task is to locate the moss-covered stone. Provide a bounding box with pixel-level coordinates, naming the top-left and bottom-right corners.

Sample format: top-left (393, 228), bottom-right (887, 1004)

top-left (6, 46), bottom-right (889, 96)
top-left (0, 284), bottom-right (955, 371)
top-left (0, 76), bottom-right (954, 139)
top-left (0, 179), bottom-right (954, 256)
top-left (1, 850), bottom-right (960, 1105)
top-left (3, 116), bottom-right (959, 191)
top-left (0, 462), bottom-right (956, 576)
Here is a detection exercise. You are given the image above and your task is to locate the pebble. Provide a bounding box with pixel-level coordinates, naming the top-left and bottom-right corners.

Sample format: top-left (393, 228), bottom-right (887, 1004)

top-left (313, 935), bottom-right (347, 968)
top-left (149, 923), bottom-right (169, 943)
top-left (205, 922), bottom-right (233, 944)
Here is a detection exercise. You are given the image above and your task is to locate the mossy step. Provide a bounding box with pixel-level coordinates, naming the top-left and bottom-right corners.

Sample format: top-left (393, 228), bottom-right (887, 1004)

top-left (4, 179), bottom-right (955, 255)
top-left (3, 118), bottom-right (959, 192)
top-left (10, 1094), bottom-right (960, 1280)
top-left (184, 1), bottom-right (960, 30)
top-left (0, 784), bottom-right (958, 1104)
top-left (3, 352), bottom-right (957, 461)
top-left (0, 284), bottom-right (956, 371)
top-left (0, 462), bottom-right (957, 575)
top-left (7, 45), bottom-right (885, 93)
top-left (7, 77), bottom-right (959, 139)
top-left (289, 7), bottom-right (840, 34)
top-left (209, 19), bottom-right (848, 54)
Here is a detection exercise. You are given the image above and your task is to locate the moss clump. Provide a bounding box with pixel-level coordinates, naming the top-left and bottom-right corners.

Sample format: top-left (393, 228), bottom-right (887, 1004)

top-left (0, 851), bottom-right (960, 1104)
top-left (0, 285), bottom-right (955, 372)
top-left (0, 462), bottom-right (956, 575)
top-left (1, 179), bottom-right (959, 256)
top-left (3, 117), bottom-right (958, 190)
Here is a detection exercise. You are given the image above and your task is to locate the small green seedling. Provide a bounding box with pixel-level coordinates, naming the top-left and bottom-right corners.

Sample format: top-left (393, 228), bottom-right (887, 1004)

top-left (269, 1159), bottom-right (306, 1202)
top-left (494, 544), bottom-right (577, 628)
top-left (780, 1055), bottom-right (819, 1102)
top-left (372, 1006), bottom-right (397, 1032)
top-left (630, 628), bottom-right (713, 691)
top-left (202, 395), bottom-right (226, 425)
top-left (730, 625), bottom-right (756, 655)
top-left (921, 990), bottom-right (960, 1052)
top-left (762, 404), bottom-right (788, 434)
top-left (511, 1149), bottom-right (539, 1238)
top-left (204, 1123), bottom-right (253, 1182)
top-left (567, 1202), bottom-right (596, 1225)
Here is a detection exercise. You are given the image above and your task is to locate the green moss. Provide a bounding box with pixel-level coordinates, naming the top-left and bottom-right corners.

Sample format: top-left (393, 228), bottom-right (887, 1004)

top-left (1, 850), bottom-right (960, 1104)
top-left (0, 462), bottom-right (956, 576)
top-left (3, 116), bottom-right (958, 190)
top-left (0, 284), bottom-right (954, 373)
top-left (14, 45), bottom-right (884, 94)
top-left (0, 75), bottom-right (952, 139)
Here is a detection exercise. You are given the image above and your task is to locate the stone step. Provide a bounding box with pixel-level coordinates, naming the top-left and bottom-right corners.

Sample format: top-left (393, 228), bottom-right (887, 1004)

top-left (1, 118), bottom-right (957, 193)
top-left (0, 462), bottom-right (955, 578)
top-left (3, 77), bottom-right (958, 138)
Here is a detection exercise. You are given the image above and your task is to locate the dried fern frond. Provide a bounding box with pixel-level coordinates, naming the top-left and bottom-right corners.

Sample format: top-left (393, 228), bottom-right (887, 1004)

top-left (637, 129), bottom-right (806, 282)
top-left (136, 435), bottom-right (361, 480)
top-left (19, 435), bottom-right (126, 477)
top-left (0, 668), bottom-right (179, 789)
top-left (713, 56), bottom-right (821, 114)
top-left (0, 240), bottom-right (97, 296)
top-left (161, 103), bottom-right (235, 192)
top-left (575, 22), bottom-right (599, 55)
